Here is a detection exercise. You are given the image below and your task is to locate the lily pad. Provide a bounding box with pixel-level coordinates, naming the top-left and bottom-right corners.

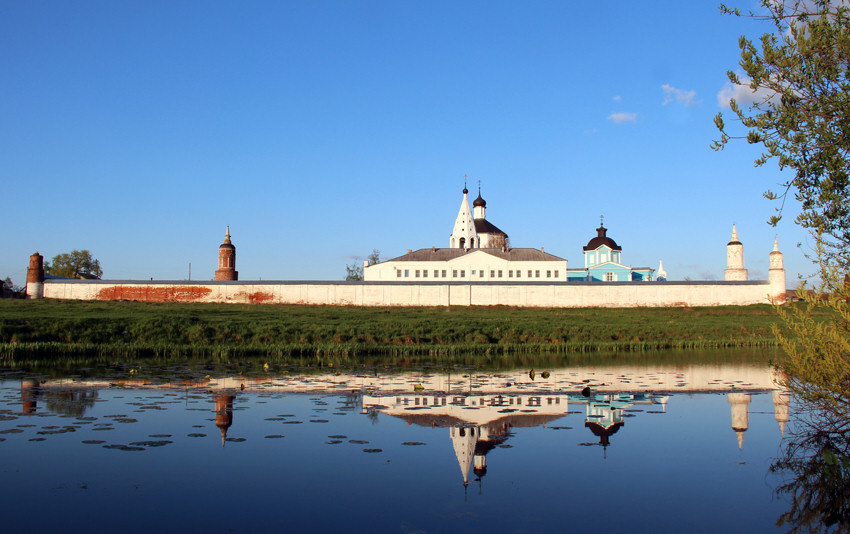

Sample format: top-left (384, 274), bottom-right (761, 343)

top-left (130, 440), bottom-right (173, 447)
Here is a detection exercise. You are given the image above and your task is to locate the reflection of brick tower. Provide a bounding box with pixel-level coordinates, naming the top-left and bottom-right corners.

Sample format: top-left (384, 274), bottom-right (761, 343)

top-left (214, 393), bottom-right (236, 447)
top-left (21, 379), bottom-right (40, 414)
top-left (26, 252), bottom-right (45, 299)
top-left (214, 227), bottom-right (238, 281)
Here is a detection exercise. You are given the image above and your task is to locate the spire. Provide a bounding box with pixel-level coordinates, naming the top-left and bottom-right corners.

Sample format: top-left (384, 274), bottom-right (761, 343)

top-left (450, 178), bottom-right (478, 248)
top-left (657, 260), bottom-right (667, 280)
top-left (773, 236), bottom-right (779, 252)
top-left (731, 224), bottom-right (739, 243)
top-left (224, 226), bottom-right (231, 245)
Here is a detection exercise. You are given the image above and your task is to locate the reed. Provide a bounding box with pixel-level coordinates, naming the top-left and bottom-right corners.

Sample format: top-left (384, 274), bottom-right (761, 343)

top-left (0, 299), bottom-right (803, 362)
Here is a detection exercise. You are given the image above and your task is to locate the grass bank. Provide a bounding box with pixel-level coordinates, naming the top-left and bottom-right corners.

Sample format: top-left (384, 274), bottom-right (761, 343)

top-left (0, 299), bottom-right (801, 361)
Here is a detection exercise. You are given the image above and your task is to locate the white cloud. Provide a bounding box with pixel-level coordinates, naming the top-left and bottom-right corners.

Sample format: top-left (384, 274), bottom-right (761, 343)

top-left (661, 84), bottom-right (699, 107)
top-left (612, 95), bottom-right (621, 101)
top-left (607, 112), bottom-right (637, 123)
top-left (717, 74), bottom-right (776, 109)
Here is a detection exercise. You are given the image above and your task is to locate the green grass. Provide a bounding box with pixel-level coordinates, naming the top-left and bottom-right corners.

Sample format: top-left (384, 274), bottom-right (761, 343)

top-left (0, 299), bottom-right (806, 361)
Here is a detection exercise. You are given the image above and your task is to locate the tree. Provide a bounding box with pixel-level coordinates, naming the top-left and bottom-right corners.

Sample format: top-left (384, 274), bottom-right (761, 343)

top-left (2, 277), bottom-right (22, 296)
top-left (713, 0), bottom-right (850, 267)
top-left (344, 249), bottom-right (380, 281)
top-left (489, 233), bottom-right (511, 250)
top-left (715, 4), bottom-right (850, 528)
top-left (45, 250), bottom-right (103, 279)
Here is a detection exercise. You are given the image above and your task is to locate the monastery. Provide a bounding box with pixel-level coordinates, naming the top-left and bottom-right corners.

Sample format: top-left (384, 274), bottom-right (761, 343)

top-left (23, 182), bottom-right (787, 307)
top-left (364, 183), bottom-right (654, 282)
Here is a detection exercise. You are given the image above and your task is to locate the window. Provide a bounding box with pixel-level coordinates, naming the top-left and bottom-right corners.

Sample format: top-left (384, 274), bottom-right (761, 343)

top-left (535, 270), bottom-right (540, 278)
top-left (554, 271), bottom-right (559, 278)
top-left (415, 270), bottom-right (420, 277)
top-left (490, 270), bottom-right (495, 277)
top-left (498, 270), bottom-right (502, 278)
top-left (508, 270), bottom-right (513, 278)
top-left (605, 272), bottom-right (615, 282)
top-left (397, 270), bottom-right (402, 278)
top-left (442, 270), bottom-right (446, 277)
top-left (546, 270), bottom-right (551, 278)
top-left (422, 270), bottom-right (427, 277)
top-left (404, 270), bottom-right (409, 277)
top-left (461, 270), bottom-right (465, 277)
top-left (480, 271), bottom-right (484, 277)
top-left (516, 271), bottom-right (521, 278)
top-left (453, 270), bottom-right (457, 277)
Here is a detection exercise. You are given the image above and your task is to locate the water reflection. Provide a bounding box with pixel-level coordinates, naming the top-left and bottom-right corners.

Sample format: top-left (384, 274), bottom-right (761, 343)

top-left (772, 400), bottom-right (850, 532)
top-left (0, 361), bottom-right (799, 531)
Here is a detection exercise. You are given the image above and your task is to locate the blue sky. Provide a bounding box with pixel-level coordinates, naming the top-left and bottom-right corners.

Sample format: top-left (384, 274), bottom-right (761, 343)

top-left (1, 1), bottom-right (815, 285)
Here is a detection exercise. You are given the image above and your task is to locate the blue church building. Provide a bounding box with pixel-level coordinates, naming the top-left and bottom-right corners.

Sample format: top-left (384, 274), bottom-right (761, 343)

top-left (566, 223), bottom-right (654, 282)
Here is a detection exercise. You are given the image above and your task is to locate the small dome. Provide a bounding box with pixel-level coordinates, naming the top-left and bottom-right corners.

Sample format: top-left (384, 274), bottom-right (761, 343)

top-left (473, 193), bottom-right (486, 208)
top-left (583, 225), bottom-right (621, 252)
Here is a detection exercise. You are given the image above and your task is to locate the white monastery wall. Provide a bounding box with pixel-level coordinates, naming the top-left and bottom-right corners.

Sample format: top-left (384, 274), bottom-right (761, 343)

top-left (42, 279), bottom-right (780, 307)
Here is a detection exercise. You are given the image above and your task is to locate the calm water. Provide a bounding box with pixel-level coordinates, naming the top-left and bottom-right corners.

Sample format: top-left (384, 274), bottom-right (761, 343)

top-left (1, 358), bottom-right (795, 533)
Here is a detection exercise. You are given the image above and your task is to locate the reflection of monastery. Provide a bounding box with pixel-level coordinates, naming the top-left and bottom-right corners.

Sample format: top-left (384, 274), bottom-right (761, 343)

top-left (16, 364), bottom-right (791, 475)
top-left (24, 183), bottom-right (787, 307)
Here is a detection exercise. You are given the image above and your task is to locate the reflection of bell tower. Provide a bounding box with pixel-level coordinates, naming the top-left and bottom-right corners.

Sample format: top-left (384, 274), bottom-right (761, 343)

top-left (214, 227), bottom-right (238, 281)
top-left (214, 393), bottom-right (236, 446)
top-left (450, 426), bottom-right (479, 486)
top-left (773, 390), bottom-right (790, 437)
top-left (21, 379), bottom-right (40, 414)
top-left (728, 393), bottom-right (751, 449)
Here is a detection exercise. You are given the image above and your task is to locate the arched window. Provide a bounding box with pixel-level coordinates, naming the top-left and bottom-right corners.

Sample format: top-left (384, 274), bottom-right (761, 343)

top-left (459, 237), bottom-right (466, 249)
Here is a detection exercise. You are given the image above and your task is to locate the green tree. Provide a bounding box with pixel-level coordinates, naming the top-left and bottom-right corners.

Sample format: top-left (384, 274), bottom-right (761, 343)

top-left (715, 3), bottom-right (850, 527)
top-left (713, 0), bottom-right (850, 267)
top-left (46, 250), bottom-right (103, 279)
top-left (344, 249), bottom-right (380, 281)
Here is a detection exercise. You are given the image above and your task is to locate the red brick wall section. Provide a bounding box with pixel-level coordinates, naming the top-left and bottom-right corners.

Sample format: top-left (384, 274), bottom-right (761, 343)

top-left (234, 291), bottom-right (274, 304)
top-left (97, 285), bottom-right (212, 302)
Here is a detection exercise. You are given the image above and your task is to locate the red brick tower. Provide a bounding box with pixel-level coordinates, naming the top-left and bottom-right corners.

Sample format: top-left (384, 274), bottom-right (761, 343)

top-left (215, 227), bottom-right (238, 281)
top-left (26, 252), bottom-right (45, 299)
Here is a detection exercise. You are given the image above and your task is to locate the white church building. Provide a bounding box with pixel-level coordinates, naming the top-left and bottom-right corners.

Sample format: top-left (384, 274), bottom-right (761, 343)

top-left (364, 183), bottom-right (569, 282)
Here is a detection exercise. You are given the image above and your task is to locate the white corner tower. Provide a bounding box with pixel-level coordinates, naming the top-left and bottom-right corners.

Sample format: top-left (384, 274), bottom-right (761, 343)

top-left (769, 237), bottom-right (786, 302)
top-left (724, 225), bottom-right (748, 281)
top-left (450, 181), bottom-right (478, 249)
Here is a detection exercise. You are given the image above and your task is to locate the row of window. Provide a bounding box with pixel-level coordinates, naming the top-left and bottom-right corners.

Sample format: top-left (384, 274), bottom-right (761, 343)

top-left (394, 396), bottom-right (562, 406)
top-left (397, 268), bottom-right (560, 279)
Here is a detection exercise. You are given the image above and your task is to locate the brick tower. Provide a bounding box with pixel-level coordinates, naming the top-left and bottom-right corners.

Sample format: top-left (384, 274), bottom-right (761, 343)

top-left (215, 227), bottom-right (238, 281)
top-left (26, 252), bottom-right (45, 299)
